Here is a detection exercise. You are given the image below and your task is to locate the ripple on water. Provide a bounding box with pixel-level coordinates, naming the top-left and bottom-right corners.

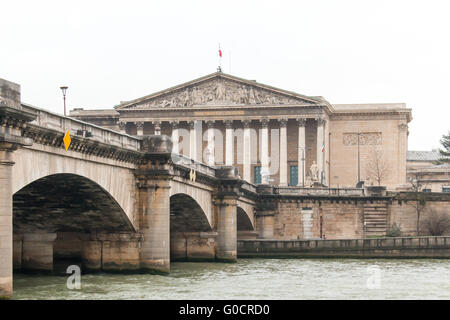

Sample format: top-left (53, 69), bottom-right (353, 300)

top-left (12, 259), bottom-right (450, 300)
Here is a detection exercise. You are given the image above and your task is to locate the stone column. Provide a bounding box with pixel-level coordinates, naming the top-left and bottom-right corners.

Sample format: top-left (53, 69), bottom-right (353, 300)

top-left (297, 118), bottom-right (306, 186)
top-left (119, 121), bottom-right (126, 134)
top-left (316, 118), bottom-right (326, 185)
top-left (170, 121), bottom-right (179, 154)
top-left (189, 120), bottom-right (197, 161)
top-left (153, 121), bottom-right (161, 136)
top-left (81, 238), bottom-right (102, 271)
top-left (135, 121), bottom-right (144, 136)
top-left (260, 118), bottom-right (269, 184)
top-left (225, 120), bottom-right (234, 166)
top-left (215, 167), bottom-right (241, 262)
top-left (99, 233), bottom-right (140, 272)
top-left (21, 233), bottom-right (57, 271)
top-left (243, 119), bottom-right (251, 182)
top-left (216, 198), bottom-right (237, 261)
top-left (139, 178), bottom-right (171, 273)
top-left (0, 78), bottom-right (35, 298)
top-left (398, 123), bottom-right (408, 185)
top-left (137, 135), bottom-right (173, 273)
top-left (278, 119), bottom-right (288, 186)
top-left (0, 148), bottom-right (14, 297)
top-left (206, 120), bottom-right (215, 166)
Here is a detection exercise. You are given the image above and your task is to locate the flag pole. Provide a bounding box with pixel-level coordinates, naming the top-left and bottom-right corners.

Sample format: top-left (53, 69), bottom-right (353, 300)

top-left (218, 43), bottom-right (222, 72)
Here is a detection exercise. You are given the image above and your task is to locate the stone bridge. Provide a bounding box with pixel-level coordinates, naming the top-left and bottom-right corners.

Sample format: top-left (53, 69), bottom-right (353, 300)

top-left (0, 78), bottom-right (260, 298)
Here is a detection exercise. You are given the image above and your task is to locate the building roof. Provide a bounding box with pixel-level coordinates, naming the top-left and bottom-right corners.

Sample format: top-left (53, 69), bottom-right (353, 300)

top-left (332, 103), bottom-right (407, 110)
top-left (407, 150), bottom-right (445, 162)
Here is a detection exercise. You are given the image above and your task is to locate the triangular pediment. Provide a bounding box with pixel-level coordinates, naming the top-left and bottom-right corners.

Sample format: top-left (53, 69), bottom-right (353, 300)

top-left (116, 72), bottom-right (323, 110)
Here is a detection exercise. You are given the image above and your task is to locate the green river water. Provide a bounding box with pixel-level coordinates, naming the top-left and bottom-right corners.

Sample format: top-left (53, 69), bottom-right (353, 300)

top-left (12, 258), bottom-right (450, 300)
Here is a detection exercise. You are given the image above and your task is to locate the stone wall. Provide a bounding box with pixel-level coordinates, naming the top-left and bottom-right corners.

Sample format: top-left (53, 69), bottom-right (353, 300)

top-left (238, 236), bottom-right (450, 258)
top-left (264, 192), bottom-right (450, 241)
top-left (273, 199), bottom-right (365, 240)
top-left (389, 193), bottom-right (450, 236)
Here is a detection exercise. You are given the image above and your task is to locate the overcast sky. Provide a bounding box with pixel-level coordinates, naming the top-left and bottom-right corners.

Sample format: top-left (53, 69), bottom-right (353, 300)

top-left (1, 0), bottom-right (449, 150)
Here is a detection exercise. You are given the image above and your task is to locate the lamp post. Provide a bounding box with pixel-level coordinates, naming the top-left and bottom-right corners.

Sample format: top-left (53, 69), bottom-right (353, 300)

top-left (357, 130), bottom-right (361, 184)
top-left (60, 86), bottom-right (68, 116)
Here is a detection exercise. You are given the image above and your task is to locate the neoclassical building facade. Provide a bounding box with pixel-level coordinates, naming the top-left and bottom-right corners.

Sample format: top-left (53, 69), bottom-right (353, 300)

top-left (70, 72), bottom-right (412, 189)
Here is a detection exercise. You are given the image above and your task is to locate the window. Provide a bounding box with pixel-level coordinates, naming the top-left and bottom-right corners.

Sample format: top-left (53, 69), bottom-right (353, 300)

top-left (443, 186), bottom-right (450, 193)
top-left (290, 165), bottom-right (298, 186)
top-left (422, 189), bottom-right (431, 193)
top-left (254, 166), bottom-right (261, 184)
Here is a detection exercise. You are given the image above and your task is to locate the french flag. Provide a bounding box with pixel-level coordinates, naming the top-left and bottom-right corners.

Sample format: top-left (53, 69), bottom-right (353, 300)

top-left (321, 143), bottom-right (325, 152)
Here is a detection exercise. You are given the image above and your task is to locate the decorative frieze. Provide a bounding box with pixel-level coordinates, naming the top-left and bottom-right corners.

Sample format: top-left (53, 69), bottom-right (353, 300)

top-left (343, 132), bottom-right (382, 146)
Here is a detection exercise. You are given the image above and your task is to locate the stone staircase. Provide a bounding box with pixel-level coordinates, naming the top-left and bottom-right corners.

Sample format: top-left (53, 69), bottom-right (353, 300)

top-left (363, 203), bottom-right (388, 237)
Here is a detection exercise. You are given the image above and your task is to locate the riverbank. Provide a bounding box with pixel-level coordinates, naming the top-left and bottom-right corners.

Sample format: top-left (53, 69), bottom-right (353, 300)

top-left (237, 236), bottom-right (450, 259)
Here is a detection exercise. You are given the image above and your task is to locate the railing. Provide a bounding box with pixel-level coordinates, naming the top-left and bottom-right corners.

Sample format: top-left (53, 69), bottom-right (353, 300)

top-left (241, 181), bottom-right (258, 193)
top-left (171, 153), bottom-right (216, 177)
top-left (21, 103), bottom-right (141, 151)
top-left (275, 186), bottom-right (364, 196)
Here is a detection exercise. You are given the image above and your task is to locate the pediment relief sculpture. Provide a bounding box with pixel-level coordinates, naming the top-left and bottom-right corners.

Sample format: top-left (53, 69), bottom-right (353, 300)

top-left (127, 78), bottom-right (314, 109)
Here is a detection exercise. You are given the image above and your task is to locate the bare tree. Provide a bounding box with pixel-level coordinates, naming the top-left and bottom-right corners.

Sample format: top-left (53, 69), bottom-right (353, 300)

top-left (365, 148), bottom-right (391, 186)
top-left (421, 209), bottom-right (450, 236)
top-left (407, 177), bottom-right (426, 235)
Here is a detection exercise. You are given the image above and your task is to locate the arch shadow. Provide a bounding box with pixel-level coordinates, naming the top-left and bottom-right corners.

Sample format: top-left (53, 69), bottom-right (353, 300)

top-left (237, 206), bottom-right (254, 231)
top-left (170, 193), bottom-right (212, 232)
top-left (13, 173), bottom-right (135, 233)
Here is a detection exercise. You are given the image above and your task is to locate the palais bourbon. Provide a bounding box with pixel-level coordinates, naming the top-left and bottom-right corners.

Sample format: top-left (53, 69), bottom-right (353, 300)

top-left (71, 71), bottom-right (412, 189)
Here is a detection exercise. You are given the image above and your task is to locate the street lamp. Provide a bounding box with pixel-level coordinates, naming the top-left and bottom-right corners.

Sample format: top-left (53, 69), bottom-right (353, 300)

top-left (60, 86), bottom-right (68, 116)
top-left (357, 130), bottom-right (361, 184)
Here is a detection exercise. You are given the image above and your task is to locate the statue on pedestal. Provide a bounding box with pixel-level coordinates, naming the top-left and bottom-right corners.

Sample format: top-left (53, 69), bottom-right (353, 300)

top-left (309, 161), bottom-right (319, 182)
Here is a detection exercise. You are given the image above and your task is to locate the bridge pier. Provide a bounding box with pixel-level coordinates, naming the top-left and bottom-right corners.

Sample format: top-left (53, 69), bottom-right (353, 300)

top-left (136, 135), bottom-right (174, 273)
top-left (214, 166), bottom-right (243, 262)
top-left (81, 233), bottom-right (141, 272)
top-left (170, 232), bottom-right (217, 261)
top-left (0, 149), bottom-right (14, 297)
top-left (138, 179), bottom-right (171, 273)
top-left (256, 213), bottom-right (275, 239)
top-left (0, 79), bottom-right (35, 298)
top-left (216, 198), bottom-right (238, 261)
top-left (21, 233), bottom-right (57, 272)
top-left (81, 238), bottom-right (102, 271)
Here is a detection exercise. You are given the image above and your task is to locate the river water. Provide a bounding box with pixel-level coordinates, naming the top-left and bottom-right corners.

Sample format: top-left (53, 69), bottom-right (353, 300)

top-left (13, 258), bottom-right (450, 300)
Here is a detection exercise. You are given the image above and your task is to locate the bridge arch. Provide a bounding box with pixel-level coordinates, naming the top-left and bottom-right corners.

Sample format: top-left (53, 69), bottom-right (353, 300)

top-left (13, 173), bottom-right (135, 234)
top-left (170, 193), bottom-right (213, 232)
top-left (169, 179), bottom-right (213, 227)
top-left (237, 206), bottom-right (255, 231)
top-left (11, 147), bottom-right (137, 226)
